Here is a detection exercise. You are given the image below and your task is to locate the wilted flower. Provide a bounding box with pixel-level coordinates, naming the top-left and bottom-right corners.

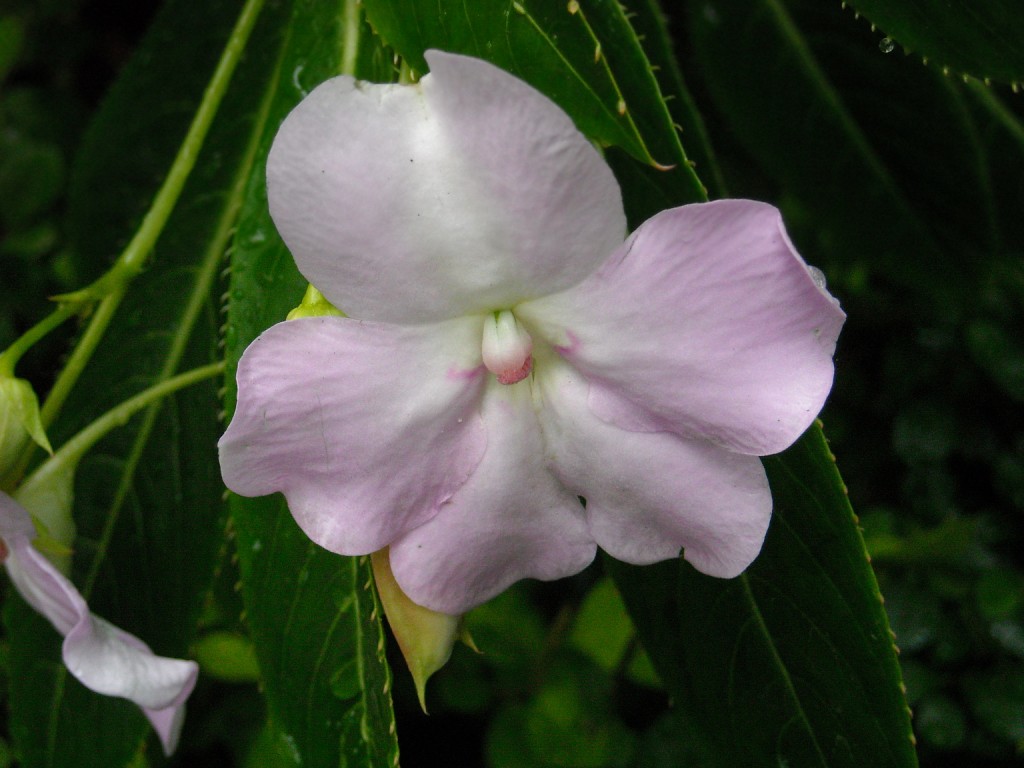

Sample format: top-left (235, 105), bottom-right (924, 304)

top-left (0, 491), bottom-right (198, 755)
top-left (219, 51), bottom-right (845, 615)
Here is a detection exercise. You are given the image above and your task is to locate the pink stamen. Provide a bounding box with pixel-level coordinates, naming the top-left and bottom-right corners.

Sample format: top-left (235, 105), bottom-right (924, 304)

top-left (496, 356), bottom-right (533, 385)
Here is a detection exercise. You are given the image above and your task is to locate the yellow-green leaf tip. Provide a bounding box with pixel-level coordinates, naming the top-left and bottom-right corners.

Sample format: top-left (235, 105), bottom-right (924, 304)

top-left (371, 547), bottom-right (461, 713)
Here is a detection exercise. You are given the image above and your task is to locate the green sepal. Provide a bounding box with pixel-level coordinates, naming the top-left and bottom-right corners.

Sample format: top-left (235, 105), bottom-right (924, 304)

top-left (0, 376), bottom-right (52, 475)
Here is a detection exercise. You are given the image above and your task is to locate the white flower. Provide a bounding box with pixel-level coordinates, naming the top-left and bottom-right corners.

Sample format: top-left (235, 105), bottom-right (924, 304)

top-left (219, 51), bottom-right (845, 614)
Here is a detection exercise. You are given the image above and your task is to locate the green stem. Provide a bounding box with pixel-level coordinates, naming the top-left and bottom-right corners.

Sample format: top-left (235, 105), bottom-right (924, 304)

top-left (18, 362), bottom-right (225, 499)
top-left (39, 286), bottom-right (125, 429)
top-left (5, 290), bottom-right (126, 486)
top-left (339, 0), bottom-right (362, 77)
top-left (39, 0), bottom-right (265, 427)
top-left (0, 303), bottom-right (78, 376)
top-left (117, 0), bottom-right (265, 277)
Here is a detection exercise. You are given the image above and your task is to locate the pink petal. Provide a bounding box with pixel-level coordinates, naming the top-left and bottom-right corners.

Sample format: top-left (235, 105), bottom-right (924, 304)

top-left (518, 200), bottom-right (845, 456)
top-left (0, 493), bottom-right (197, 755)
top-left (267, 50), bottom-right (625, 324)
top-left (63, 615), bottom-right (197, 755)
top-left (0, 490), bottom-right (37, 540)
top-left (219, 316), bottom-right (488, 555)
top-left (389, 381), bottom-right (596, 614)
top-left (535, 358), bottom-right (772, 577)
top-left (142, 704), bottom-right (188, 757)
top-left (61, 615), bottom-right (196, 711)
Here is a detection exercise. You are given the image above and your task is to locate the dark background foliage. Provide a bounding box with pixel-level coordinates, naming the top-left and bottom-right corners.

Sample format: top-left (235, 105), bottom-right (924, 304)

top-left (1, 0), bottom-right (1021, 766)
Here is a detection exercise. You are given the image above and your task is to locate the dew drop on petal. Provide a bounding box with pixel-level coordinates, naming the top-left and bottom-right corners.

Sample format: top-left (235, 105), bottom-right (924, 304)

top-left (807, 265), bottom-right (828, 292)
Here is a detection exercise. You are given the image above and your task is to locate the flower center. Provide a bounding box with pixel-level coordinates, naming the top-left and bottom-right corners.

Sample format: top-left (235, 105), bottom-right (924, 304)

top-left (482, 310), bottom-right (533, 385)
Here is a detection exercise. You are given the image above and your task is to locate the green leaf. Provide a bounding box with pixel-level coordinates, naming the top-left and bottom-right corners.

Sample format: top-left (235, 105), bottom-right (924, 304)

top-left (193, 631), bottom-right (261, 683)
top-left (231, 499), bottom-right (399, 768)
top-left (844, 0), bottom-right (1024, 85)
top-left (599, 22), bottom-right (914, 763)
top-left (689, 0), bottom-right (968, 303)
top-left (222, 2), bottom-right (400, 767)
top-left (607, 0), bottom-right (728, 201)
top-left (486, 658), bottom-right (636, 768)
top-left (607, 425), bottom-right (916, 767)
top-left (362, 0), bottom-right (707, 205)
top-left (3, 0), bottom-right (286, 765)
top-left (567, 577), bottom-right (633, 673)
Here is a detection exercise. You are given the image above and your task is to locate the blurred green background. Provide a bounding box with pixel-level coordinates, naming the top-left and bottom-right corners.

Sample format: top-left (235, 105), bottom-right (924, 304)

top-left (1, 0), bottom-right (1022, 766)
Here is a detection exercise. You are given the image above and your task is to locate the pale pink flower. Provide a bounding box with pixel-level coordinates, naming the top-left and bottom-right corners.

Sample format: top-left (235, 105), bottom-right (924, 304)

top-left (219, 51), bottom-right (844, 614)
top-left (0, 491), bottom-right (197, 755)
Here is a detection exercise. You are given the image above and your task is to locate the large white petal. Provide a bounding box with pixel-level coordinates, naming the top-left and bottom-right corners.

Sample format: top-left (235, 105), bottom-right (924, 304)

top-left (535, 357), bottom-right (772, 578)
top-left (219, 316), bottom-right (488, 555)
top-left (389, 380), bottom-right (596, 614)
top-left (519, 200), bottom-right (845, 456)
top-left (267, 50), bottom-right (625, 323)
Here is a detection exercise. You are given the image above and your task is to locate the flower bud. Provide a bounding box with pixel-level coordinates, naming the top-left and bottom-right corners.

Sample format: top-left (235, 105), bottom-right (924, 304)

top-left (0, 375), bottom-right (52, 477)
top-left (371, 548), bottom-right (470, 712)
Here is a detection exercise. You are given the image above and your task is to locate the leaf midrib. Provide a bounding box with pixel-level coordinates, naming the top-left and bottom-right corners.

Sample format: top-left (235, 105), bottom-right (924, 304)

top-left (759, 0), bottom-right (940, 250)
top-left (738, 574), bottom-right (829, 767)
